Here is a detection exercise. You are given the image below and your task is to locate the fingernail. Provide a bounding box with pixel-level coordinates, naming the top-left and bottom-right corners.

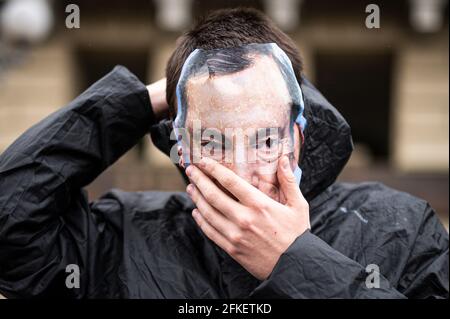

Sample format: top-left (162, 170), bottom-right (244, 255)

top-left (186, 184), bottom-right (193, 194)
top-left (192, 209), bottom-right (198, 217)
top-left (185, 165), bottom-right (193, 176)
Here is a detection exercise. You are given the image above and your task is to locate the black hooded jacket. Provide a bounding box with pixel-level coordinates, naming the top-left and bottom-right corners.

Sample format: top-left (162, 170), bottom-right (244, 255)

top-left (0, 66), bottom-right (448, 298)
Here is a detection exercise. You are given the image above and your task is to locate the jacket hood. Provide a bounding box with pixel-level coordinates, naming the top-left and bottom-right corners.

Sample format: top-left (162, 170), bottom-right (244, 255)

top-left (149, 77), bottom-right (353, 201)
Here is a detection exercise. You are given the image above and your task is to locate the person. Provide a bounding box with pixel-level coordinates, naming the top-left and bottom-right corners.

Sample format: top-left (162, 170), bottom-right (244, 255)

top-left (0, 8), bottom-right (448, 299)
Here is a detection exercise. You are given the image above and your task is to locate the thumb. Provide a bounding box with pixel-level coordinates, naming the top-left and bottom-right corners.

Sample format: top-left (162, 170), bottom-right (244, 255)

top-left (277, 155), bottom-right (303, 206)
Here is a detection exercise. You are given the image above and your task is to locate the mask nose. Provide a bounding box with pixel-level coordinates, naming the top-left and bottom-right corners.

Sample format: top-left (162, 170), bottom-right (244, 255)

top-left (223, 161), bottom-right (258, 187)
top-left (220, 136), bottom-right (256, 186)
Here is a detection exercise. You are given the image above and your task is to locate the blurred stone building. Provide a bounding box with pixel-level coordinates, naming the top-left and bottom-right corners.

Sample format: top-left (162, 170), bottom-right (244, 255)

top-left (0, 0), bottom-right (448, 225)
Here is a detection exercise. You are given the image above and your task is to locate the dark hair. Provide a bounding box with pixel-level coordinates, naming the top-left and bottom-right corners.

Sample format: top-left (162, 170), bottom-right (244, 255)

top-left (166, 7), bottom-right (303, 118)
top-left (204, 47), bottom-right (252, 77)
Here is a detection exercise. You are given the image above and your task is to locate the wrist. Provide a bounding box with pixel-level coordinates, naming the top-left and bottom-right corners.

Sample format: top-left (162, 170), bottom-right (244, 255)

top-left (147, 78), bottom-right (168, 121)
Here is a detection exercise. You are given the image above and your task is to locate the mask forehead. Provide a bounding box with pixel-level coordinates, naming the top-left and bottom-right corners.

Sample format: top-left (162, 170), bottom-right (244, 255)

top-left (185, 54), bottom-right (291, 130)
top-left (174, 43), bottom-right (305, 131)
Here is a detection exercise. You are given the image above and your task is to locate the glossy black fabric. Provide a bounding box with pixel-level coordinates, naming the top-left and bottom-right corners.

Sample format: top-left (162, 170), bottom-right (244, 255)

top-left (0, 66), bottom-right (448, 298)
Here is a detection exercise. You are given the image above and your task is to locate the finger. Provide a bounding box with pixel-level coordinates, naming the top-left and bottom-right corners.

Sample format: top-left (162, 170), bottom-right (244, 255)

top-left (187, 184), bottom-right (240, 238)
top-left (277, 155), bottom-right (304, 206)
top-left (197, 157), bottom-right (269, 207)
top-left (186, 164), bottom-right (243, 219)
top-left (192, 209), bottom-right (233, 254)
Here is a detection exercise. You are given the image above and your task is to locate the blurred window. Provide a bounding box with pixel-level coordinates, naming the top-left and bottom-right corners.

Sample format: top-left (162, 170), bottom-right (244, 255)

top-left (314, 51), bottom-right (393, 161)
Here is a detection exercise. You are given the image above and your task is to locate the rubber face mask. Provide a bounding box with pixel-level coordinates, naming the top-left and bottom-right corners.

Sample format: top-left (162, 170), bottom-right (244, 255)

top-left (172, 43), bottom-right (306, 199)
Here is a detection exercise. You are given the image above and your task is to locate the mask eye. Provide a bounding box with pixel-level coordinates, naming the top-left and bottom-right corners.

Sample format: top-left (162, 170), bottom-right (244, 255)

top-left (260, 137), bottom-right (278, 149)
top-left (255, 136), bottom-right (283, 163)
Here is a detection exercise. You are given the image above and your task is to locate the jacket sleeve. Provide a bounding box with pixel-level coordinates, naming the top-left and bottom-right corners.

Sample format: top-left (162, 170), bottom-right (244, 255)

top-left (0, 66), bottom-right (156, 298)
top-left (249, 230), bottom-right (406, 299)
top-left (396, 203), bottom-right (449, 299)
top-left (250, 205), bottom-right (449, 299)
